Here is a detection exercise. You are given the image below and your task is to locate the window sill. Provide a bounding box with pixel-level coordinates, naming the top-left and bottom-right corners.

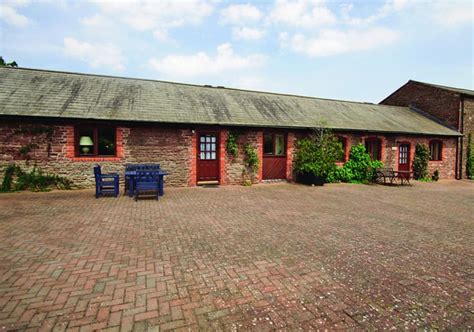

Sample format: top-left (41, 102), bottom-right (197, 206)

top-left (69, 157), bottom-right (122, 162)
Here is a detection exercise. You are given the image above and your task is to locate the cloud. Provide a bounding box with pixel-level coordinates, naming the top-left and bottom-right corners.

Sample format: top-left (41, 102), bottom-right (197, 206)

top-left (149, 43), bottom-right (267, 77)
top-left (63, 37), bottom-right (125, 71)
top-left (268, 0), bottom-right (336, 28)
top-left (88, 0), bottom-right (214, 40)
top-left (232, 27), bottom-right (266, 40)
top-left (341, 0), bottom-right (408, 26)
top-left (341, 0), bottom-right (472, 29)
top-left (79, 14), bottom-right (113, 28)
top-left (430, 1), bottom-right (473, 27)
top-left (220, 4), bottom-right (262, 25)
top-left (279, 27), bottom-right (400, 57)
top-left (0, 3), bottom-right (29, 27)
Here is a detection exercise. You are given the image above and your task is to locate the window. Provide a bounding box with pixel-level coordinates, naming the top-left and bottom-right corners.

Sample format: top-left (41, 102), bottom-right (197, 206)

top-left (76, 126), bottom-right (116, 157)
top-left (337, 136), bottom-right (347, 162)
top-left (264, 133), bottom-right (273, 154)
top-left (430, 140), bottom-right (442, 161)
top-left (365, 137), bottom-right (382, 160)
top-left (263, 133), bottom-right (285, 156)
top-left (199, 135), bottom-right (217, 160)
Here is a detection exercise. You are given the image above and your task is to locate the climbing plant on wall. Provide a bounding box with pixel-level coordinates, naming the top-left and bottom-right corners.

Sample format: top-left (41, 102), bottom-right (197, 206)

top-left (242, 143), bottom-right (259, 185)
top-left (226, 131), bottom-right (239, 158)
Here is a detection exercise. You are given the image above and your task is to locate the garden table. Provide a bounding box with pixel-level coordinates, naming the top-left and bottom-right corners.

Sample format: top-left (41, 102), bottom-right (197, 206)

top-left (125, 170), bottom-right (168, 197)
top-left (394, 170), bottom-right (413, 186)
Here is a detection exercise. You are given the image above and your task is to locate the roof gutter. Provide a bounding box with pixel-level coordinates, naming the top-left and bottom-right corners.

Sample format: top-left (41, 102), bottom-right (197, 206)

top-left (0, 114), bottom-right (463, 137)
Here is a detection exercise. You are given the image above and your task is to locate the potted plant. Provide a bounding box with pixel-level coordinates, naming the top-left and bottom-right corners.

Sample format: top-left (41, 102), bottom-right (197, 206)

top-left (294, 128), bottom-right (343, 186)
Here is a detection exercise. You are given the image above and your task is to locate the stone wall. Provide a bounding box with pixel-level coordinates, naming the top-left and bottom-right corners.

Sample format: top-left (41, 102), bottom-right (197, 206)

top-left (222, 129), bottom-right (263, 185)
top-left (0, 120), bottom-right (458, 190)
top-left (0, 120), bottom-right (194, 188)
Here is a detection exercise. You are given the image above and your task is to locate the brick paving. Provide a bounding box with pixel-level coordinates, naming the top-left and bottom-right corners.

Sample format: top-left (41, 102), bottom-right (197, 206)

top-left (0, 181), bottom-right (473, 331)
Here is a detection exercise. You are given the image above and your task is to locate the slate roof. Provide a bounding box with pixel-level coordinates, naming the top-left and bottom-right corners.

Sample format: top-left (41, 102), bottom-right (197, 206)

top-left (409, 80), bottom-right (474, 97)
top-left (0, 67), bottom-right (461, 136)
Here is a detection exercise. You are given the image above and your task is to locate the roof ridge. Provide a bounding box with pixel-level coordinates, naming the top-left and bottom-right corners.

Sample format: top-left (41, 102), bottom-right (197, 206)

top-left (0, 66), bottom-right (411, 109)
top-left (409, 79), bottom-right (474, 95)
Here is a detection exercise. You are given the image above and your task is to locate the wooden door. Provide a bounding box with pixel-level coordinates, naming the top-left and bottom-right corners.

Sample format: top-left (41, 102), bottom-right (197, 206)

top-left (197, 133), bottom-right (219, 182)
top-left (263, 133), bottom-right (287, 180)
top-left (398, 143), bottom-right (410, 177)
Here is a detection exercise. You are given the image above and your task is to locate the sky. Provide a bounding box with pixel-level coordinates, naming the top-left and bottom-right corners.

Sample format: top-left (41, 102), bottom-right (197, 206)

top-left (0, 0), bottom-right (473, 103)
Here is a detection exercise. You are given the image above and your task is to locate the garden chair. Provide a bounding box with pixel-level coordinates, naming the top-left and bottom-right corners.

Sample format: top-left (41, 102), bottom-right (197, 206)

top-left (93, 165), bottom-right (119, 198)
top-left (134, 170), bottom-right (160, 201)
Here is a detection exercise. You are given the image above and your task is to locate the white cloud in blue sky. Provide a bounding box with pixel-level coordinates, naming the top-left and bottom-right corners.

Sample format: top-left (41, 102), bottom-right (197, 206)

top-left (0, 0), bottom-right (472, 102)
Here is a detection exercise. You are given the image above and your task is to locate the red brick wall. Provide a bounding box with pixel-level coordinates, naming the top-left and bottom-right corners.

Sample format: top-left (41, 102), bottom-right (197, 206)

top-left (331, 132), bottom-right (457, 179)
top-left (286, 132), bottom-right (295, 180)
top-left (0, 120), bottom-right (458, 189)
top-left (381, 81), bottom-right (473, 178)
top-left (381, 81), bottom-right (460, 128)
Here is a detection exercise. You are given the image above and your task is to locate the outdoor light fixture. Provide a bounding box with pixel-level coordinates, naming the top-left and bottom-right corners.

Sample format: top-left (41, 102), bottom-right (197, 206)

top-left (79, 136), bottom-right (93, 154)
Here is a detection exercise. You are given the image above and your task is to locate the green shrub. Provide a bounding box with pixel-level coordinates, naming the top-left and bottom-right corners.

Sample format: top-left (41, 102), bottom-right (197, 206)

top-left (330, 144), bottom-right (383, 183)
top-left (294, 128), bottom-right (343, 181)
top-left (0, 164), bottom-right (19, 192)
top-left (242, 179), bottom-right (252, 186)
top-left (467, 133), bottom-right (474, 180)
top-left (413, 143), bottom-right (430, 180)
top-left (0, 164), bottom-right (72, 192)
top-left (418, 177), bottom-right (433, 182)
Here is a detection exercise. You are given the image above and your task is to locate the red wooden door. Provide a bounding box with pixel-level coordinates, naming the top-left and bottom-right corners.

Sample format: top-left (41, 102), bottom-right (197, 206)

top-left (263, 133), bottom-right (287, 180)
top-left (197, 133), bottom-right (219, 182)
top-left (398, 143), bottom-right (410, 178)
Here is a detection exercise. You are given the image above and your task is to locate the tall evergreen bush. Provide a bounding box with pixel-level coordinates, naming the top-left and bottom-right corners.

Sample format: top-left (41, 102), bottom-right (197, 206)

top-left (413, 143), bottom-right (430, 180)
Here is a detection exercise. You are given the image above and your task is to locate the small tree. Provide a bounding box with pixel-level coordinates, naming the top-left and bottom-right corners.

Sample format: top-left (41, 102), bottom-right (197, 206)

top-left (294, 128), bottom-right (343, 182)
top-left (413, 143), bottom-right (430, 180)
top-left (0, 56), bottom-right (18, 67)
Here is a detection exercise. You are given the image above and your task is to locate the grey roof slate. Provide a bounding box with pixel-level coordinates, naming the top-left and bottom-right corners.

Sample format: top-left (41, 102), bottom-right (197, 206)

top-left (0, 67), bottom-right (461, 136)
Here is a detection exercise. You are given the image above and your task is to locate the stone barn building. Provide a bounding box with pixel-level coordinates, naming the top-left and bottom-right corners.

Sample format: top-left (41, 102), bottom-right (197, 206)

top-left (0, 68), bottom-right (461, 187)
top-left (381, 80), bottom-right (473, 179)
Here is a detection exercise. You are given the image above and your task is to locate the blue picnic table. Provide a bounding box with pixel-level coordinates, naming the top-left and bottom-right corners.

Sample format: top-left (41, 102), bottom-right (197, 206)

top-left (125, 169), bottom-right (168, 197)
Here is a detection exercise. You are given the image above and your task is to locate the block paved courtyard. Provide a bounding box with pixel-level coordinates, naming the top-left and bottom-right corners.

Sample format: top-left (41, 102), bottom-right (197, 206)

top-left (0, 181), bottom-right (473, 331)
